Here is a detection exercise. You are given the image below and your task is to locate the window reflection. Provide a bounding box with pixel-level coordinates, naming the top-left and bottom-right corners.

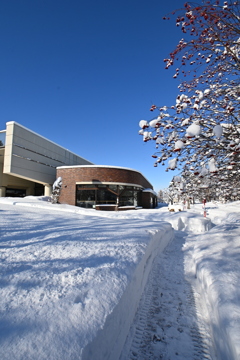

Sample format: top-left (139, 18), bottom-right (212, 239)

top-left (76, 184), bottom-right (142, 208)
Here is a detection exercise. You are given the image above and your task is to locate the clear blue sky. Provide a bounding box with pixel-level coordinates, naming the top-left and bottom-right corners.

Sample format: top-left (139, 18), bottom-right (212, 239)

top-left (0, 0), bottom-right (184, 191)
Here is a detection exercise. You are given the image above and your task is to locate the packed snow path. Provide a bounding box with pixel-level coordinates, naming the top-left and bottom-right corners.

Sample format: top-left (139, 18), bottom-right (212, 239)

top-left (121, 231), bottom-right (216, 360)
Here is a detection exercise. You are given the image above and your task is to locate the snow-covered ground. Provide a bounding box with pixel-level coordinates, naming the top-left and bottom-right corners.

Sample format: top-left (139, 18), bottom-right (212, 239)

top-left (0, 197), bottom-right (240, 360)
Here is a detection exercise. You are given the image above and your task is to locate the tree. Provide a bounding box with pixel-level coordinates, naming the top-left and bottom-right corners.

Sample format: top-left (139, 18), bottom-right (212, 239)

top-left (161, 185), bottom-right (178, 204)
top-left (157, 189), bottom-right (164, 202)
top-left (139, 0), bottom-right (240, 193)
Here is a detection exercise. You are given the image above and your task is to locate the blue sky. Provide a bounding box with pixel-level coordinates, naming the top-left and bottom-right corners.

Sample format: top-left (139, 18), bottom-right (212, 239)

top-left (0, 0), bottom-right (184, 191)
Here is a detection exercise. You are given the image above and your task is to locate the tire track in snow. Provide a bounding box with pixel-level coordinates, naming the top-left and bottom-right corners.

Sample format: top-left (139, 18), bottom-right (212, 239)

top-left (120, 231), bottom-right (216, 360)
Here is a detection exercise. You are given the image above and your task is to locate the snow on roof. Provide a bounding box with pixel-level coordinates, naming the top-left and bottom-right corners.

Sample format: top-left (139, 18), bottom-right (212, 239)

top-left (142, 188), bottom-right (157, 196)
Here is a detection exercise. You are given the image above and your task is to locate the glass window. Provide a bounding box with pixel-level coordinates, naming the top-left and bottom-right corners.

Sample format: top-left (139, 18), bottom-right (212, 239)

top-left (119, 189), bottom-right (133, 206)
top-left (97, 189), bottom-right (117, 204)
top-left (134, 187), bottom-right (142, 191)
top-left (108, 185), bottom-right (118, 192)
top-left (119, 188), bottom-right (141, 207)
top-left (76, 189), bottom-right (96, 208)
top-left (79, 190), bottom-right (95, 201)
top-left (5, 188), bottom-right (26, 197)
top-left (118, 186), bottom-right (126, 195)
top-left (76, 184), bottom-right (142, 208)
top-left (123, 190), bottom-right (133, 197)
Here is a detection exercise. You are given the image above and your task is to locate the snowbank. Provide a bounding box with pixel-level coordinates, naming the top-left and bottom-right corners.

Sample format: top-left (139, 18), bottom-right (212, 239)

top-left (1, 197), bottom-right (240, 360)
top-left (184, 208), bottom-right (240, 360)
top-left (164, 209), bottom-right (212, 233)
top-left (0, 197), bottom-right (174, 360)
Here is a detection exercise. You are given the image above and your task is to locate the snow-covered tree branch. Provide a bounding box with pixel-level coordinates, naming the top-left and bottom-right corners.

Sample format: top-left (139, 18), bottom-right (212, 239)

top-left (139, 0), bottom-right (240, 194)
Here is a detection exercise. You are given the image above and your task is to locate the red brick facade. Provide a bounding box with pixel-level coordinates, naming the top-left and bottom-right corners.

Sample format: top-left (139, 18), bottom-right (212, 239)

top-left (141, 192), bottom-right (157, 209)
top-left (56, 165), bottom-right (156, 208)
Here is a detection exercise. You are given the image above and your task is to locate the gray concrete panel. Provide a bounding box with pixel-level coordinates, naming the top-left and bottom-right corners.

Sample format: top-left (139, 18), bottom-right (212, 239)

top-left (3, 122), bottom-right (93, 185)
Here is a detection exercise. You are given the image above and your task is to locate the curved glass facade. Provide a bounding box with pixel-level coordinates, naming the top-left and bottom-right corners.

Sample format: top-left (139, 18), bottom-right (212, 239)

top-left (76, 184), bottom-right (142, 208)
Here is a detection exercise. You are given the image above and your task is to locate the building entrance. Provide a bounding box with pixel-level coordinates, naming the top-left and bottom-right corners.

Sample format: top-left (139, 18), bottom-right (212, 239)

top-left (5, 188), bottom-right (26, 197)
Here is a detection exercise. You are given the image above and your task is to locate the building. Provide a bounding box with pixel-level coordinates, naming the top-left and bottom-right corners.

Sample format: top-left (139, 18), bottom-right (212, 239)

top-left (56, 165), bottom-right (157, 210)
top-left (0, 121), bottom-right (93, 197)
top-left (0, 121), bottom-right (157, 209)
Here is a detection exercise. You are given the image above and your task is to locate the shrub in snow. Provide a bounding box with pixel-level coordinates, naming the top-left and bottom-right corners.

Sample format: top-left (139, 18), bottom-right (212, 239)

top-left (51, 177), bottom-right (62, 204)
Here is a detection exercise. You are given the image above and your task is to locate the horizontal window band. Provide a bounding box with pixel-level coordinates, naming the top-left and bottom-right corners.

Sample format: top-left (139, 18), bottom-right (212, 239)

top-left (13, 153), bottom-right (56, 168)
top-left (13, 143), bottom-right (65, 164)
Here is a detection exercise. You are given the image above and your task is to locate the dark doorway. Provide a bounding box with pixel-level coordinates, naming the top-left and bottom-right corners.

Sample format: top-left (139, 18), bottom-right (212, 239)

top-left (34, 183), bottom-right (44, 196)
top-left (5, 188), bottom-right (26, 197)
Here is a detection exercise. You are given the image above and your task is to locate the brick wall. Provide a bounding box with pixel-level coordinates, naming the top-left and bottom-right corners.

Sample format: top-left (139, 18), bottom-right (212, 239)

top-left (142, 192), bottom-right (159, 209)
top-left (57, 166), bottom-right (153, 206)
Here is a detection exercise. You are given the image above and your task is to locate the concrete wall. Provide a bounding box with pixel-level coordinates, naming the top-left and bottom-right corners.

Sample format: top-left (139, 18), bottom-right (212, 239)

top-left (2, 122), bottom-right (93, 187)
top-left (0, 161), bottom-right (35, 196)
